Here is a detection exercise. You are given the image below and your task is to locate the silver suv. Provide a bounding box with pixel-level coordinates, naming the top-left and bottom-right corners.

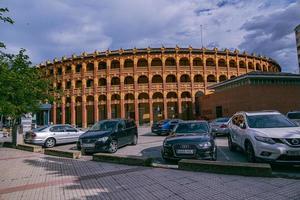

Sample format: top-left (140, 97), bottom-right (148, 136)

top-left (228, 111), bottom-right (300, 163)
top-left (24, 124), bottom-right (84, 148)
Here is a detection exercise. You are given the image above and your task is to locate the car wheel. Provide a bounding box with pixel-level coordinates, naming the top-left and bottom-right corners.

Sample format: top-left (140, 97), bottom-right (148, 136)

top-left (228, 135), bottom-right (237, 152)
top-left (108, 140), bottom-right (118, 153)
top-left (245, 142), bottom-right (256, 163)
top-left (131, 135), bottom-right (138, 145)
top-left (44, 138), bottom-right (56, 148)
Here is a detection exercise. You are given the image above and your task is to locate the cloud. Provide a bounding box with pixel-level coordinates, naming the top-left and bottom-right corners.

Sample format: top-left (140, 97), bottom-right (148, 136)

top-left (239, 2), bottom-right (300, 72)
top-left (0, 0), bottom-right (299, 72)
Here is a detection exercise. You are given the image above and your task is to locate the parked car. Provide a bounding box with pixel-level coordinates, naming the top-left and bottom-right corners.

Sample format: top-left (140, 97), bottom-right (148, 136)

top-left (24, 124), bottom-right (84, 148)
top-left (151, 119), bottom-right (183, 136)
top-left (286, 111), bottom-right (300, 126)
top-left (228, 111), bottom-right (300, 163)
top-left (209, 117), bottom-right (230, 136)
top-left (78, 119), bottom-right (138, 153)
top-left (161, 121), bottom-right (217, 161)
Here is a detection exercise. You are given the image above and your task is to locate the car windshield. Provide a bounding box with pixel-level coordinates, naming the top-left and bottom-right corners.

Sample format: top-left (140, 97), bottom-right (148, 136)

top-left (90, 121), bottom-right (118, 131)
top-left (215, 118), bottom-right (230, 123)
top-left (247, 114), bottom-right (297, 128)
top-left (175, 123), bottom-right (209, 134)
top-left (287, 113), bottom-right (300, 119)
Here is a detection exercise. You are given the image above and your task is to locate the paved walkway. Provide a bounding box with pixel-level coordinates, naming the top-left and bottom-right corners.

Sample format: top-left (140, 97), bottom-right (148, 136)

top-left (0, 148), bottom-right (299, 200)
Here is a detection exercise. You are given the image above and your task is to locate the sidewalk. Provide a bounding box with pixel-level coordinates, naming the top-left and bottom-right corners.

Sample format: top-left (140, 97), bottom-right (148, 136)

top-left (0, 148), bottom-right (299, 200)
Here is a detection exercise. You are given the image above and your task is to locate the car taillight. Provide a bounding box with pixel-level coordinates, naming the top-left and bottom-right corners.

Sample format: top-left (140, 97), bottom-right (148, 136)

top-left (220, 124), bottom-right (227, 128)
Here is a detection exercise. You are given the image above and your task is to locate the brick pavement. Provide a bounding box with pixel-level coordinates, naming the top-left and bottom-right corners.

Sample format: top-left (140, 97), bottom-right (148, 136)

top-left (0, 148), bottom-right (299, 200)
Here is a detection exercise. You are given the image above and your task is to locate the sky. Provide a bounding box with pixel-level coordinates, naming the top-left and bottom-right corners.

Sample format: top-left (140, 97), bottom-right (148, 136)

top-left (1, 0), bottom-right (300, 72)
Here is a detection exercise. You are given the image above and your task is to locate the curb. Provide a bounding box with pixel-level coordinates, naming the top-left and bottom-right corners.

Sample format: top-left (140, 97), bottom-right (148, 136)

top-left (16, 144), bottom-right (44, 153)
top-left (44, 149), bottom-right (81, 159)
top-left (178, 159), bottom-right (272, 177)
top-left (93, 153), bottom-right (153, 166)
top-left (0, 142), bottom-right (13, 148)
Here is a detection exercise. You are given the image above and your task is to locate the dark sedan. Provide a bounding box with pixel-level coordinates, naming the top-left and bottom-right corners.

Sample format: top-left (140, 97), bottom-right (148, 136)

top-left (151, 119), bottom-right (183, 136)
top-left (161, 121), bottom-right (217, 161)
top-left (78, 119), bottom-right (138, 154)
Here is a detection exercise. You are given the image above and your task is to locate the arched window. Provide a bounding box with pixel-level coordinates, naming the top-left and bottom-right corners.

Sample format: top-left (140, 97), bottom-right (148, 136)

top-left (151, 58), bottom-right (162, 66)
top-left (111, 77), bottom-right (120, 85)
top-left (87, 63), bottom-right (94, 71)
top-left (219, 75), bottom-right (227, 82)
top-left (166, 74), bottom-right (177, 83)
top-left (167, 92), bottom-right (177, 98)
top-left (193, 58), bottom-right (203, 66)
top-left (66, 66), bottom-right (72, 73)
top-left (263, 65), bottom-right (267, 71)
top-left (138, 93), bottom-right (149, 99)
top-left (194, 74), bottom-right (204, 82)
top-left (56, 82), bottom-right (62, 90)
top-left (124, 59), bottom-right (134, 68)
top-left (87, 96), bottom-right (94, 102)
top-left (111, 94), bottom-right (120, 101)
top-left (111, 60), bottom-right (120, 69)
top-left (137, 58), bottom-right (148, 67)
top-left (165, 57), bottom-right (176, 66)
top-left (99, 78), bottom-right (107, 86)
top-left (256, 63), bottom-right (262, 71)
top-left (239, 61), bottom-right (246, 68)
top-left (76, 96), bottom-right (82, 103)
top-left (98, 61), bottom-right (107, 70)
top-left (181, 92), bottom-right (191, 98)
top-left (76, 64), bottom-right (82, 73)
top-left (206, 58), bottom-right (215, 66)
top-left (207, 75), bottom-right (216, 82)
top-left (99, 95), bottom-right (107, 101)
top-left (229, 60), bottom-right (236, 68)
top-left (138, 75), bottom-right (149, 84)
top-left (75, 80), bottom-right (82, 88)
top-left (57, 67), bottom-right (62, 75)
top-left (179, 58), bottom-right (189, 66)
top-left (66, 81), bottom-right (71, 89)
top-left (86, 79), bottom-right (93, 87)
top-left (218, 59), bottom-right (226, 67)
top-left (152, 75), bottom-right (163, 83)
top-left (125, 93), bottom-right (134, 100)
top-left (248, 62), bottom-right (254, 69)
top-left (153, 92), bottom-right (163, 99)
top-left (124, 76), bottom-right (134, 84)
top-left (180, 74), bottom-right (191, 82)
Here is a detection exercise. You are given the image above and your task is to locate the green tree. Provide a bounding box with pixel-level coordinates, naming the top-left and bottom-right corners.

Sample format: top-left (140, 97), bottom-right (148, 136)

top-left (0, 7), bottom-right (53, 143)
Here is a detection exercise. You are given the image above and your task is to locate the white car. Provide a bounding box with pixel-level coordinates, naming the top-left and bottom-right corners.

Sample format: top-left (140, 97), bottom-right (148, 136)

top-left (228, 111), bottom-right (300, 163)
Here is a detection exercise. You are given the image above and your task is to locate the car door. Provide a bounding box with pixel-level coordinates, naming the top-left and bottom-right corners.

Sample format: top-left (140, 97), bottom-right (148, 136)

top-left (116, 121), bottom-right (127, 146)
top-left (64, 125), bottom-right (81, 143)
top-left (232, 114), bottom-right (247, 147)
top-left (50, 125), bottom-right (68, 144)
top-left (229, 115), bottom-right (241, 146)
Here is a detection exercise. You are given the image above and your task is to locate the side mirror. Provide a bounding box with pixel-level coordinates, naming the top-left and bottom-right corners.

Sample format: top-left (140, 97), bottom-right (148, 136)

top-left (239, 123), bottom-right (246, 129)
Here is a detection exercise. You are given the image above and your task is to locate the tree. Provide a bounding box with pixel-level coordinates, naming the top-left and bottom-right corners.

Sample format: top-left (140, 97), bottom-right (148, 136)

top-left (0, 7), bottom-right (53, 144)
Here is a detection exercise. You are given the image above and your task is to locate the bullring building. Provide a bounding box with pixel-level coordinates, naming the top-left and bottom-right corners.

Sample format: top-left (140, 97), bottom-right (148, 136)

top-left (39, 47), bottom-right (281, 128)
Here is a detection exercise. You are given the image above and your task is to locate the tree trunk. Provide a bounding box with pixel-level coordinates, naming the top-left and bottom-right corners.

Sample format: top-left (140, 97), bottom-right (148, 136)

top-left (12, 124), bottom-right (23, 147)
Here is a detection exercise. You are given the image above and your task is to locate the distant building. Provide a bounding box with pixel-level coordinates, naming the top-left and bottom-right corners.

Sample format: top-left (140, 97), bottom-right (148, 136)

top-left (200, 71), bottom-right (300, 119)
top-left (295, 24), bottom-right (300, 73)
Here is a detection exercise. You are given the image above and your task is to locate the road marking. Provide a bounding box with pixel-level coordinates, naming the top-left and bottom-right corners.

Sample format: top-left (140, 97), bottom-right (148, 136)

top-left (218, 147), bottom-right (230, 161)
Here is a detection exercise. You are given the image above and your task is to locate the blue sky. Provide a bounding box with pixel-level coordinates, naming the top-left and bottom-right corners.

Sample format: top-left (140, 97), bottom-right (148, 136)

top-left (1, 0), bottom-right (300, 72)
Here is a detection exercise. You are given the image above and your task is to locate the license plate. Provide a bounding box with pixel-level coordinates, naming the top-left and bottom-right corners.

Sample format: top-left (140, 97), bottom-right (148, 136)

top-left (287, 151), bottom-right (300, 156)
top-left (82, 143), bottom-right (95, 148)
top-left (176, 149), bottom-right (194, 154)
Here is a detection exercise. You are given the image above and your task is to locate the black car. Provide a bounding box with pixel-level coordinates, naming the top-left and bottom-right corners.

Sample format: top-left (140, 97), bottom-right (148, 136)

top-left (161, 121), bottom-right (217, 161)
top-left (78, 119), bottom-right (138, 153)
top-left (151, 119), bottom-right (183, 136)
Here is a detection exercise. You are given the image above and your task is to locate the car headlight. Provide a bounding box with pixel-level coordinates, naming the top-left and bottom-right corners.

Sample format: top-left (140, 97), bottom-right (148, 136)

top-left (254, 136), bottom-right (275, 144)
top-left (198, 142), bottom-right (212, 149)
top-left (97, 137), bottom-right (109, 142)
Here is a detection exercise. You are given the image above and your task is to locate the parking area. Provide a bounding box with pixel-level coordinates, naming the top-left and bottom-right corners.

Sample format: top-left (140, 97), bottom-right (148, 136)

top-left (53, 127), bottom-right (300, 176)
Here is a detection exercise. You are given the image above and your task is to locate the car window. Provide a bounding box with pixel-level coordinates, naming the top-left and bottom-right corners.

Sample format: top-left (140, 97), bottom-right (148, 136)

top-left (247, 114), bottom-right (297, 128)
top-left (118, 121), bottom-right (126, 131)
top-left (287, 112), bottom-right (300, 119)
top-left (232, 115), bottom-right (244, 127)
top-left (215, 118), bottom-right (230, 123)
top-left (175, 122), bottom-right (209, 134)
top-left (65, 126), bottom-right (77, 132)
top-left (50, 126), bottom-right (65, 132)
top-left (90, 121), bottom-right (118, 131)
top-left (125, 120), bottom-right (134, 128)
